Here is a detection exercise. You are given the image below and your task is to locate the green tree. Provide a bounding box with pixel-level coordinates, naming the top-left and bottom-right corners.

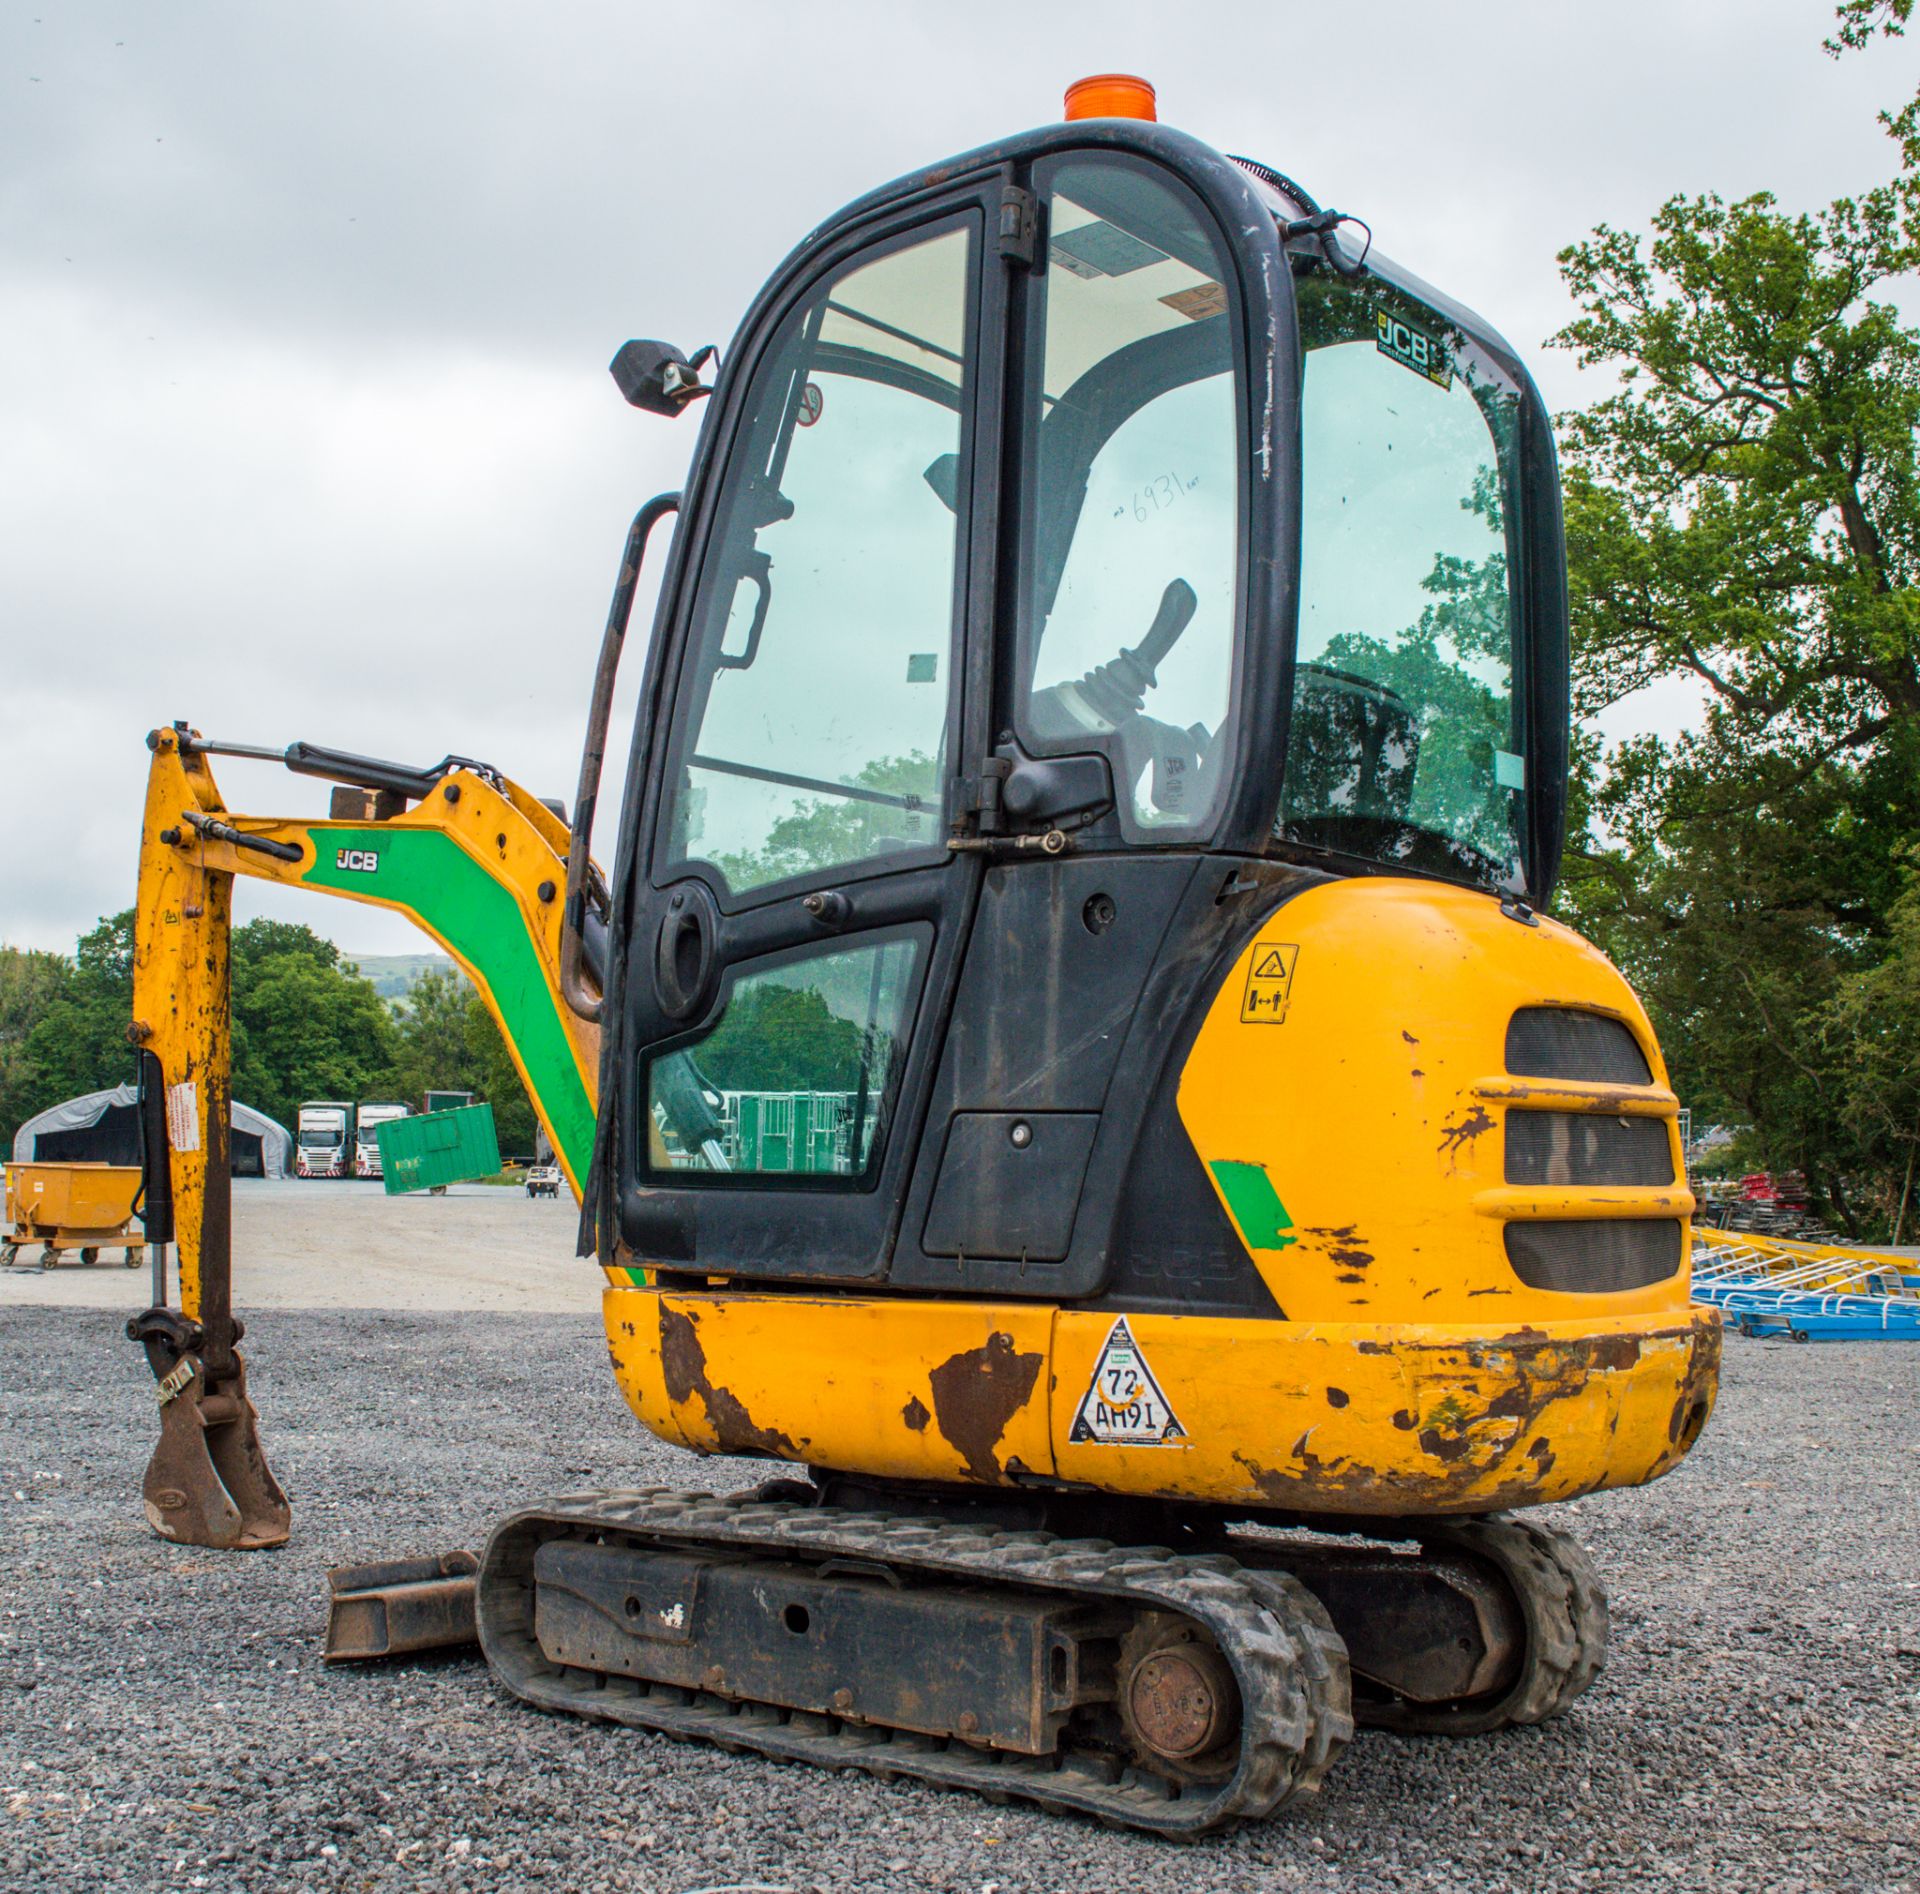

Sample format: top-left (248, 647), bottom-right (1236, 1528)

top-left (694, 982), bottom-right (867, 1094)
top-left (18, 912), bottom-right (138, 1112)
top-left (382, 966), bottom-right (475, 1103)
top-left (233, 918), bottom-right (345, 976)
top-left (0, 947), bottom-right (73, 1150)
top-left (714, 751), bottom-right (941, 889)
top-left (463, 988), bottom-right (535, 1158)
top-left (3, 913), bottom-right (399, 1151)
top-left (1824, 864), bottom-right (1920, 1235)
top-left (1551, 8), bottom-right (1920, 1230)
top-left (1829, 1), bottom-right (1919, 167)
top-left (229, 924), bottom-right (396, 1134)
top-left (379, 964), bottom-right (538, 1157)
top-left (1297, 466), bottom-right (1520, 869)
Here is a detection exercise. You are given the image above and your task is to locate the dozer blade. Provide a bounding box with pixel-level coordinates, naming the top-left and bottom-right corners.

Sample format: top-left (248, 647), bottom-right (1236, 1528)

top-left (325, 1552), bottom-right (480, 1662)
top-left (135, 1340), bottom-right (290, 1551)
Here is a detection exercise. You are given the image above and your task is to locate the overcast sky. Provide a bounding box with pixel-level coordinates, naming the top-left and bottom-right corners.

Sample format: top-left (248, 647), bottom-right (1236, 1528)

top-left (2, 1), bottom-right (1910, 957)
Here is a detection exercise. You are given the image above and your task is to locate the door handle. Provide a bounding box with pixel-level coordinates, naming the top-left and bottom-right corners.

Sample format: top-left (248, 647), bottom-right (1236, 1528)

top-left (654, 883), bottom-right (720, 1021)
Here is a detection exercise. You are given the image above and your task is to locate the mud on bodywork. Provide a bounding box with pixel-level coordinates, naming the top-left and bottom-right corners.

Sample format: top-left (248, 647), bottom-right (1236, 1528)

top-left (659, 1303), bottom-right (801, 1460)
top-left (927, 1332), bottom-right (1043, 1483)
top-left (1227, 1315), bottom-right (1721, 1515)
top-left (604, 1289), bottom-right (1059, 1487)
top-left (1665, 1314), bottom-right (1721, 1456)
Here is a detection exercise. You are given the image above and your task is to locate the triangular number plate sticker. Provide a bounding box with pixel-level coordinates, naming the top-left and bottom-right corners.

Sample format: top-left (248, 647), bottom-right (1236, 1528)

top-left (1068, 1318), bottom-right (1187, 1446)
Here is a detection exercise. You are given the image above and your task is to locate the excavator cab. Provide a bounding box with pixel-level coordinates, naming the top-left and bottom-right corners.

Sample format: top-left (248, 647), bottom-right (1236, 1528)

top-left (596, 121), bottom-right (1572, 1286)
top-left (127, 83), bottom-right (1718, 1836)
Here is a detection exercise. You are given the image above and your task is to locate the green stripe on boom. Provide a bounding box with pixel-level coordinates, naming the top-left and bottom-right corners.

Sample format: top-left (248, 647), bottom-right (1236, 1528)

top-left (304, 828), bottom-right (596, 1179)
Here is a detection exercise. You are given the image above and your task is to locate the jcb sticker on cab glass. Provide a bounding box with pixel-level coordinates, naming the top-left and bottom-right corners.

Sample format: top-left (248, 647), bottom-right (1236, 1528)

top-left (1241, 941), bottom-right (1299, 1024)
top-left (1375, 308), bottom-right (1454, 390)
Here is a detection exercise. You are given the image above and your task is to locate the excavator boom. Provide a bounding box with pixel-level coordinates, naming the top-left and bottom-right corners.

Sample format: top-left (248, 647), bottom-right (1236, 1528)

top-left (126, 724), bottom-right (602, 1548)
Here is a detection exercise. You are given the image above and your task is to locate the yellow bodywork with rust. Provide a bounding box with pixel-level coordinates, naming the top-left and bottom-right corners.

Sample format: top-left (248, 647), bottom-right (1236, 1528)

top-left (603, 876), bottom-right (1720, 1518)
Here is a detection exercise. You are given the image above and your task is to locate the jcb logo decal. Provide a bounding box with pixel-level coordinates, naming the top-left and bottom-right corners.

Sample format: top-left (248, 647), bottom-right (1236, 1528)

top-left (1375, 309), bottom-right (1453, 390)
top-left (335, 848), bottom-right (380, 873)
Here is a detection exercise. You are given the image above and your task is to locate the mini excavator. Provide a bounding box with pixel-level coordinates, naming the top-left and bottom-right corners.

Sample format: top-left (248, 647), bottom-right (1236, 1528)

top-left (125, 75), bottom-right (1719, 1835)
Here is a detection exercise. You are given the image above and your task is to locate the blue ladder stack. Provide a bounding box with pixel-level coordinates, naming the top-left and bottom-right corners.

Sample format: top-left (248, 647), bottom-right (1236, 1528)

top-left (1692, 1230), bottom-right (1920, 1341)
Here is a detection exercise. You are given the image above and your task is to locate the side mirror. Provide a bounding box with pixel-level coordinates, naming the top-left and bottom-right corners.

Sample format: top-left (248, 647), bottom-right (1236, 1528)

top-left (610, 340), bottom-right (715, 417)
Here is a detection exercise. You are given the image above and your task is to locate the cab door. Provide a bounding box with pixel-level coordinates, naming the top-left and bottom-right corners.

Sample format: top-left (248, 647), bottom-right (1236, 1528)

top-left (886, 149), bottom-right (1268, 1304)
top-left (614, 193), bottom-right (1003, 1282)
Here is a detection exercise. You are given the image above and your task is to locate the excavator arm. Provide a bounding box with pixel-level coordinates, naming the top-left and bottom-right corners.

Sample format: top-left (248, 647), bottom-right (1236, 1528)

top-left (126, 722), bottom-right (604, 1549)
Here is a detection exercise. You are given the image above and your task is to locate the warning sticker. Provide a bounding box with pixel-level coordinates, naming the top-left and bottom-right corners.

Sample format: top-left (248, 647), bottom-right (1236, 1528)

top-left (1240, 941), bottom-right (1299, 1024)
top-left (165, 1080), bottom-right (200, 1154)
top-left (1161, 281), bottom-right (1227, 321)
top-left (1069, 1318), bottom-right (1187, 1447)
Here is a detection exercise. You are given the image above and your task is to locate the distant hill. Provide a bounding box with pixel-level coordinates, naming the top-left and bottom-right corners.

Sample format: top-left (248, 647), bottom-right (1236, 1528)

top-left (347, 952), bottom-right (461, 1000)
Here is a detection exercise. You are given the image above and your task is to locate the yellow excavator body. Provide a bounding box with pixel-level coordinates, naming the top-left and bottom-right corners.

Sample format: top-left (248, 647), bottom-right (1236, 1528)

top-left (605, 875), bottom-right (1715, 1514)
top-left (117, 81), bottom-right (1728, 1834)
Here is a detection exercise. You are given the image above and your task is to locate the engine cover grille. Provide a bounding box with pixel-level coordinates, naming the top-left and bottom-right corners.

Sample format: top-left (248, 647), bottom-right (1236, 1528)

top-left (1504, 1219), bottom-right (1682, 1293)
top-left (1505, 1008), bottom-right (1651, 1086)
top-left (1505, 1111), bottom-right (1673, 1187)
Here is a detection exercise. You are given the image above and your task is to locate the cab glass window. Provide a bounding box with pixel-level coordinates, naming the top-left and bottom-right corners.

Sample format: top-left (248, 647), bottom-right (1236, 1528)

top-left (661, 224), bottom-right (974, 896)
top-left (1279, 272), bottom-right (1525, 887)
top-left (1018, 160), bottom-right (1241, 837)
top-left (644, 930), bottom-right (926, 1186)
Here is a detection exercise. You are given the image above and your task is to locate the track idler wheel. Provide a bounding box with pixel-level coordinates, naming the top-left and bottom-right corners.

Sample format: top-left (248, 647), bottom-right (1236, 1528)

top-left (1118, 1612), bottom-right (1241, 1782)
top-left (1361, 1515), bottom-right (1608, 1736)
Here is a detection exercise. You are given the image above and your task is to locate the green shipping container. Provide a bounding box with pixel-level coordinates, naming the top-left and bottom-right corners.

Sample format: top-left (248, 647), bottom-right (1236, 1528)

top-left (375, 1104), bottom-right (500, 1195)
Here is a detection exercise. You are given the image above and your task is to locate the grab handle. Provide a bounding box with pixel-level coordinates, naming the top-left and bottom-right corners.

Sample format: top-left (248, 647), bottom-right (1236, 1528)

top-left (561, 491), bottom-right (681, 1023)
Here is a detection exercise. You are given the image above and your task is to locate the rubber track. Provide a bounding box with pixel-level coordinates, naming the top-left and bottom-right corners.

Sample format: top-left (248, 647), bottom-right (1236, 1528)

top-left (1355, 1514), bottom-right (1609, 1735)
top-left (477, 1488), bottom-right (1354, 1837)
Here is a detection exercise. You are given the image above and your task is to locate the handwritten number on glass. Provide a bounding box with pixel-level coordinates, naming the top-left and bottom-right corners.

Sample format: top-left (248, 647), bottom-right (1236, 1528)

top-left (1117, 471), bottom-right (1202, 524)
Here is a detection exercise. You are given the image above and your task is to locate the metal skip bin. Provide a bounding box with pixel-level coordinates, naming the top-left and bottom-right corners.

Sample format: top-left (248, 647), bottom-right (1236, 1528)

top-left (3, 1161), bottom-right (145, 1269)
top-left (373, 1105), bottom-right (501, 1196)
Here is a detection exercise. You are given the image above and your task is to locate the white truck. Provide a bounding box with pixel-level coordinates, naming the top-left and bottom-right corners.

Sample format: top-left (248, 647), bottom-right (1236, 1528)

top-left (354, 1101), bottom-right (412, 1180)
top-left (294, 1101), bottom-right (356, 1179)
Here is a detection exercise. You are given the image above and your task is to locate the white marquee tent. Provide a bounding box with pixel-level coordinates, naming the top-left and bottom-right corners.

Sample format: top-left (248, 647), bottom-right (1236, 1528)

top-left (11, 1085), bottom-right (291, 1179)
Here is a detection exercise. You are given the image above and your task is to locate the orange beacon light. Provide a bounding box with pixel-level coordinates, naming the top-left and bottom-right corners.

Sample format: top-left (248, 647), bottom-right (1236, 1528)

top-left (1063, 73), bottom-right (1157, 121)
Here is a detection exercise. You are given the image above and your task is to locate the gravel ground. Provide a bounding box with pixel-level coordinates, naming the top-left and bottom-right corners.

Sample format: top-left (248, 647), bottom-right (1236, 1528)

top-left (3, 1310), bottom-right (1916, 1893)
